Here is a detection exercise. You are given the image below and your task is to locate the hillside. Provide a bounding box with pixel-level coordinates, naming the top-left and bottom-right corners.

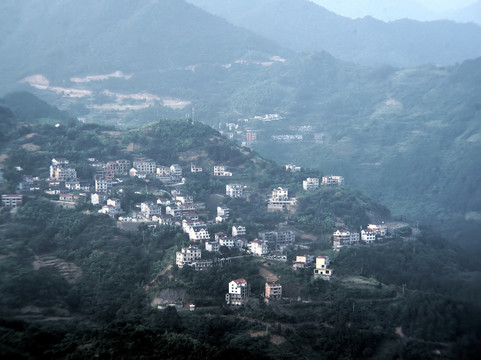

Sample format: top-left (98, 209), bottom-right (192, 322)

top-left (0, 95), bottom-right (480, 359)
top-left (0, 0), bottom-right (287, 92)
top-left (188, 0), bottom-right (481, 67)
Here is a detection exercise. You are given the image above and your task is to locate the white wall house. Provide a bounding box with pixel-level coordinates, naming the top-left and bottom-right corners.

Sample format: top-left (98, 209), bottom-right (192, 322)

top-left (226, 278), bottom-right (250, 305)
top-left (176, 247), bottom-right (202, 268)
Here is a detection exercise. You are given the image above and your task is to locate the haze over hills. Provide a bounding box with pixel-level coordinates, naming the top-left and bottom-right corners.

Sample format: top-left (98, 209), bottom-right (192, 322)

top-left (0, 0), bottom-right (480, 247)
top-left (310, 0), bottom-right (481, 24)
top-left (188, 0), bottom-right (481, 67)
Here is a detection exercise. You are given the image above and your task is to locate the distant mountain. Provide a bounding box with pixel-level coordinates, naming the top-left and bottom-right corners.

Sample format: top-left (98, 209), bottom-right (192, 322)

top-left (310, 0), bottom-right (434, 22)
top-left (188, 0), bottom-right (481, 67)
top-left (0, 0), bottom-right (287, 93)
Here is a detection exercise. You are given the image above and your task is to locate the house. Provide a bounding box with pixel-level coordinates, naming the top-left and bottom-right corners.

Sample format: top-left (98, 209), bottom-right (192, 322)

top-left (158, 214), bottom-right (174, 226)
top-left (226, 278), bottom-right (250, 305)
top-left (303, 177), bottom-right (319, 190)
top-left (98, 198), bottom-right (123, 217)
top-left (188, 225), bottom-right (210, 242)
top-left (217, 206), bottom-right (230, 218)
top-left (267, 187), bottom-right (295, 211)
top-left (213, 165), bottom-right (232, 177)
top-left (285, 164), bottom-right (301, 172)
top-left (1, 194), bottom-right (22, 208)
top-left (95, 178), bottom-right (112, 193)
top-left (313, 255), bottom-right (333, 280)
top-left (258, 229), bottom-right (295, 250)
top-left (234, 238), bottom-right (249, 249)
top-left (170, 164), bottom-right (182, 181)
top-left (367, 223), bottom-right (388, 237)
top-left (265, 282), bottom-right (282, 299)
top-left (59, 193), bottom-right (76, 202)
top-left (219, 237), bottom-right (235, 248)
top-left (321, 175), bottom-right (344, 186)
top-left (133, 160), bottom-right (157, 174)
top-left (333, 230), bottom-right (360, 249)
top-left (205, 241), bottom-right (220, 252)
top-left (226, 184), bottom-right (243, 198)
top-left (232, 225), bottom-right (246, 237)
top-left (176, 247), bottom-right (202, 268)
top-left (361, 229), bottom-right (377, 244)
top-left (248, 240), bottom-right (269, 256)
top-left (65, 180), bottom-right (81, 191)
top-left (191, 164), bottom-right (203, 173)
top-left (190, 260), bottom-right (214, 271)
top-left (91, 193), bottom-right (108, 205)
top-left (140, 202), bottom-right (162, 218)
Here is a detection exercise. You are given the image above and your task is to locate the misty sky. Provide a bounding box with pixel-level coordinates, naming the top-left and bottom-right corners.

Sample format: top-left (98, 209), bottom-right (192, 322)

top-left (310, 0), bottom-right (479, 22)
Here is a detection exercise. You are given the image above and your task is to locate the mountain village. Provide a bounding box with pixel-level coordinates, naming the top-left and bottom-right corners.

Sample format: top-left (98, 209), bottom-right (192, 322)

top-left (2, 155), bottom-right (390, 306)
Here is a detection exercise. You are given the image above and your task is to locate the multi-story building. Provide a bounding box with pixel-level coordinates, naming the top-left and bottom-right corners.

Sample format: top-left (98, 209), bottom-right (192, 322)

top-left (265, 282), bottom-right (282, 299)
top-left (188, 226), bottom-right (211, 242)
top-left (285, 164), bottom-right (301, 172)
top-left (1, 194), bottom-right (23, 208)
top-left (213, 165), bottom-right (232, 177)
top-left (232, 225), bottom-right (246, 237)
top-left (248, 240), bottom-right (269, 256)
top-left (258, 229), bottom-right (295, 250)
top-left (133, 160), bottom-right (157, 174)
top-left (217, 206), bottom-right (230, 218)
top-left (170, 164), bottom-right (182, 179)
top-left (176, 247), bottom-right (202, 268)
top-left (226, 184), bottom-right (243, 198)
top-left (191, 164), bottom-right (203, 173)
top-left (95, 178), bottom-right (112, 193)
top-left (313, 255), bottom-right (333, 280)
top-left (140, 202), bottom-right (162, 218)
top-left (367, 223), bottom-right (388, 237)
top-left (226, 278), bottom-right (250, 305)
top-left (361, 229), bottom-right (377, 244)
top-left (219, 237), bottom-right (235, 248)
top-left (267, 187), bottom-right (295, 211)
top-left (205, 241), bottom-right (220, 252)
top-left (333, 230), bottom-right (360, 249)
top-left (321, 175), bottom-right (344, 186)
top-left (303, 177), bottom-right (320, 190)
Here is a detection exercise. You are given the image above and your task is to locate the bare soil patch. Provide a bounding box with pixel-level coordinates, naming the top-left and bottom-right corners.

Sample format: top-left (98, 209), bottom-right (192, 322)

top-left (259, 267), bottom-right (278, 282)
top-left (22, 143), bottom-right (41, 151)
top-left (33, 255), bottom-right (82, 283)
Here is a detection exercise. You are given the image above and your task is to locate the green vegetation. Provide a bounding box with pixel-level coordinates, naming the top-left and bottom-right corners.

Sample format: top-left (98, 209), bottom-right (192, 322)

top-left (0, 95), bottom-right (480, 359)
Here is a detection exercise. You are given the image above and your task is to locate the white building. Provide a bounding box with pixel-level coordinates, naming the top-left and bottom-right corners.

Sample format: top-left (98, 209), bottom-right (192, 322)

top-left (321, 175), bottom-right (344, 186)
top-left (133, 160), bottom-right (157, 174)
top-left (232, 225), bottom-right (246, 237)
top-left (248, 240), bottom-right (269, 256)
top-left (188, 226), bottom-right (210, 242)
top-left (303, 177), bottom-right (320, 190)
top-left (217, 206), bottom-right (230, 218)
top-left (95, 178), bottom-right (112, 193)
top-left (313, 255), bottom-right (333, 280)
top-left (176, 247), bottom-right (202, 268)
top-left (226, 278), bottom-right (250, 305)
top-left (226, 184), bottom-right (243, 198)
top-left (140, 202), bottom-right (162, 218)
top-left (214, 165), bottom-right (232, 177)
top-left (361, 229), bottom-right (377, 244)
top-left (367, 223), bottom-right (388, 237)
top-left (205, 241), bottom-right (220, 252)
top-left (191, 164), bottom-right (203, 173)
top-left (333, 230), bottom-right (360, 249)
top-left (219, 237), bottom-right (235, 248)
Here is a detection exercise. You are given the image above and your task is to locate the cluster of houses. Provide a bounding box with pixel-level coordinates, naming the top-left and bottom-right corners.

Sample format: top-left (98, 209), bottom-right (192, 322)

top-left (225, 278), bottom-right (283, 306)
top-left (292, 254), bottom-right (334, 280)
top-left (332, 223), bottom-right (388, 250)
top-left (175, 226), bottom-right (296, 271)
top-left (302, 175), bottom-right (345, 190)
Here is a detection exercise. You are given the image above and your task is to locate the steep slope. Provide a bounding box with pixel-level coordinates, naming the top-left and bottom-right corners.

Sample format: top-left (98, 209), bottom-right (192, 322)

top-left (188, 0), bottom-right (481, 67)
top-left (0, 0), bottom-right (287, 93)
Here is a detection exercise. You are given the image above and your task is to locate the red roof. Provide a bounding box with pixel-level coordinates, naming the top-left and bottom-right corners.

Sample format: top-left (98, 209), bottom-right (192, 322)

top-left (234, 278), bottom-right (246, 284)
